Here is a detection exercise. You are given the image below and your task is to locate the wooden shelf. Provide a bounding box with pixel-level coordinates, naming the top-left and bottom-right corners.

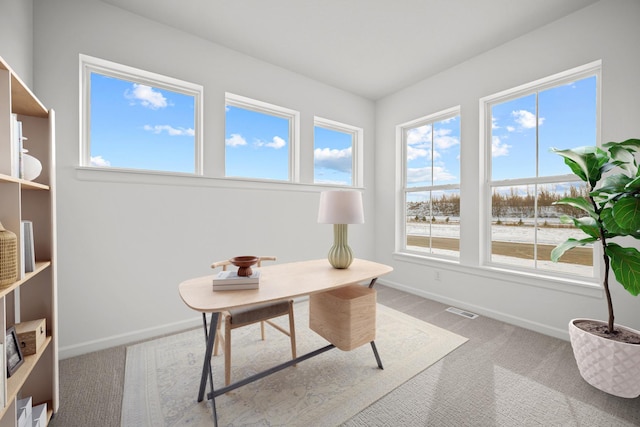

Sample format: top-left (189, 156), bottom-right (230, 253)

top-left (0, 173), bottom-right (50, 190)
top-left (0, 54), bottom-right (57, 426)
top-left (0, 337), bottom-right (52, 420)
top-left (0, 58), bottom-right (48, 119)
top-left (0, 262), bottom-right (51, 300)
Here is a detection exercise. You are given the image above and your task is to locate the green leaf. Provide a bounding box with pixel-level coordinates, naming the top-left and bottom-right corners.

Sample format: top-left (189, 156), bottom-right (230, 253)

top-left (562, 216), bottom-right (600, 239)
top-left (551, 146), bottom-right (609, 187)
top-left (551, 237), bottom-right (597, 262)
top-left (606, 243), bottom-right (640, 296)
top-left (553, 197), bottom-right (595, 217)
top-left (596, 174), bottom-right (634, 195)
top-left (604, 139), bottom-right (640, 176)
top-left (601, 207), bottom-right (627, 236)
top-left (612, 197), bottom-right (640, 234)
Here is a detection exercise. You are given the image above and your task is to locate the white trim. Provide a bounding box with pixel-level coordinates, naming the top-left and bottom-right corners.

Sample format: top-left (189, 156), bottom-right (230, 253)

top-left (479, 61), bottom-right (602, 281)
top-left (396, 106), bottom-right (461, 256)
top-left (378, 276), bottom-right (572, 341)
top-left (480, 60), bottom-right (602, 106)
top-left (58, 316), bottom-right (202, 359)
top-left (74, 166), bottom-right (364, 193)
top-left (79, 54), bottom-right (204, 174)
top-left (313, 116), bottom-right (364, 187)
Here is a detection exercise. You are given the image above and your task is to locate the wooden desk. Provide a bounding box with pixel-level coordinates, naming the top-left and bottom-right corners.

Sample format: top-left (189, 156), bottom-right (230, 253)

top-left (178, 258), bottom-right (393, 426)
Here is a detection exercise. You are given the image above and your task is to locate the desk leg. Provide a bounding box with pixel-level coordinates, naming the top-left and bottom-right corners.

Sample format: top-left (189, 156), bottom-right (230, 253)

top-left (370, 341), bottom-right (384, 369)
top-left (367, 278), bottom-right (384, 369)
top-left (198, 312), bottom-right (220, 426)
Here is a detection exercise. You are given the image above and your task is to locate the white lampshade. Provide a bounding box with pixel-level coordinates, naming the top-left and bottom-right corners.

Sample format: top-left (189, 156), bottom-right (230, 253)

top-left (317, 191), bottom-right (364, 224)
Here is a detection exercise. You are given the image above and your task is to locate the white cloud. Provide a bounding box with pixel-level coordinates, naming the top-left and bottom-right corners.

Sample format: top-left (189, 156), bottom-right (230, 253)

top-left (125, 84), bottom-right (168, 109)
top-left (314, 146), bottom-right (352, 173)
top-left (512, 110), bottom-right (545, 129)
top-left (433, 128), bottom-right (459, 150)
top-left (407, 145), bottom-right (429, 161)
top-left (407, 166), bottom-right (456, 184)
top-left (506, 126), bottom-right (515, 132)
top-left (256, 136), bottom-right (286, 149)
top-left (90, 155), bottom-right (111, 167)
top-left (407, 125), bottom-right (432, 147)
top-left (143, 124), bottom-right (194, 136)
top-left (226, 133), bottom-right (247, 147)
top-left (492, 136), bottom-right (511, 157)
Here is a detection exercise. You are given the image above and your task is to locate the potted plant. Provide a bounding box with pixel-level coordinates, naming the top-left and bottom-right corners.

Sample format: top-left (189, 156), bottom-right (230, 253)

top-left (551, 139), bottom-right (640, 398)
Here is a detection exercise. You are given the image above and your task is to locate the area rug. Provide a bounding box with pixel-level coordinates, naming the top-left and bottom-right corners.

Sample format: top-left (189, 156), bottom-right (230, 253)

top-left (121, 301), bottom-right (467, 426)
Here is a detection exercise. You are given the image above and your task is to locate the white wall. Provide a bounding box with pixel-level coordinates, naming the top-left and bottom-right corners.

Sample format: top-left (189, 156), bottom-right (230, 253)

top-left (0, 0), bottom-right (33, 86)
top-left (32, 0), bottom-right (376, 358)
top-left (375, 0), bottom-right (640, 339)
top-left (30, 0), bottom-right (640, 358)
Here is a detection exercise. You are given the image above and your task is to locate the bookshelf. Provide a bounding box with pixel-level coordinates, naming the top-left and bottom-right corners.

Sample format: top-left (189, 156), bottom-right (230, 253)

top-left (0, 56), bottom-right (57, 426)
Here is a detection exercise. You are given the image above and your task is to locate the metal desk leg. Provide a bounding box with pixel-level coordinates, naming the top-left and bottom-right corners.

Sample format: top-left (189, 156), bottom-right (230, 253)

top-left (198, 312), bottom-right (220, 426)
top-left (368, 277), bottom-right (384, 369)
top-left (370, 341), bottom-right (384, 369)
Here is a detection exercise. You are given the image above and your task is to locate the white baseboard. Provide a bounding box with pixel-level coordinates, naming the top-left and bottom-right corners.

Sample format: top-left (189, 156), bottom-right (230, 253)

top-left (377, 278), bottom-right (570, 342)
top-left (58, 315), bottom-right (203, 360)
top-left (58, 282), bottom-right (569, 360)
top-left (59, 296), bottom-right (311, 359)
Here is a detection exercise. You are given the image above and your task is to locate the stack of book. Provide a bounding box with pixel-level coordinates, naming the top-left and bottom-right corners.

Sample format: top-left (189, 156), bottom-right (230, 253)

top-left (212, 270), bottom-right (260, 291)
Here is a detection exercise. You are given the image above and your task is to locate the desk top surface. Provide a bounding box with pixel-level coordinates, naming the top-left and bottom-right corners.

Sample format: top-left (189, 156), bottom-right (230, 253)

top-left (179, 258), bottom-right (393, 312)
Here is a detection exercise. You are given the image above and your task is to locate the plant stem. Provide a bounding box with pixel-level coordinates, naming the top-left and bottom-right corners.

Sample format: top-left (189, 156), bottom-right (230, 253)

top-left (591, 192), bottom-right (615, 333)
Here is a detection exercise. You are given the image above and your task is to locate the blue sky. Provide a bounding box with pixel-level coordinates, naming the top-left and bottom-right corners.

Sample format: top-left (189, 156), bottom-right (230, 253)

top-left (90, 73), bottom-right (196, 173)
top-left (91, 72), bottom-right (353, 182)
top-left (313, 126), bottom-right (352, 185)
top-left (406, 115), bottom-right (461, 188)
top-left (225, 105), bottom-right (290, 180)
top-left (491, 75), bottom-right (597, 181)
top-left (91, 72), bottom-right (596, 186)
top-left (225, 106), bottom-right (354, 184)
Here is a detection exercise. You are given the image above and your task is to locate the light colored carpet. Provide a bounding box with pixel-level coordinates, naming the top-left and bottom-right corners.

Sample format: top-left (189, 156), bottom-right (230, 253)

top-left (121, 301), bottom-right (467, 426)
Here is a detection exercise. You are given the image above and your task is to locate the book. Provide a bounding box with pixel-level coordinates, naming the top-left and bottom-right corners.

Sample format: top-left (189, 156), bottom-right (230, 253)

top-left (212, 269), bottom-right (260, 285)
top-left (21, 221), bottom-right (35, 273)
top-left (9, 114), bottom-right (22, 178)
top-left (212, 270), bottom-right (260, 290)
top-left (212, 282), bottom-right (259, 291)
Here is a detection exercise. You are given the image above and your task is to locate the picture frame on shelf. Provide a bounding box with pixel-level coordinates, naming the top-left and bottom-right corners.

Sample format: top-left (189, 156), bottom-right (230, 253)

top-left (6, 326), bottom-right (24, 377)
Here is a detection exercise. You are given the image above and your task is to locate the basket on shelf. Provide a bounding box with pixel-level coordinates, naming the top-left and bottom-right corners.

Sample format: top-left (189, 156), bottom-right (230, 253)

top-left (0, 221), bottom-right (18, 287)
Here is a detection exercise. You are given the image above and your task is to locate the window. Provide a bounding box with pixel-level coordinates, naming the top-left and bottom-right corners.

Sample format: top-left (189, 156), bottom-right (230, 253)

top-left (399, 107), bottom-right (461, 258)
top-left (80, 55), bottom-right (203, 174)
top-left (483, 62), bottom-right (600, 278)
top-left (225, 93), bottom-right (299, 182)
top-left (314, 117), bottom-right (363, 186)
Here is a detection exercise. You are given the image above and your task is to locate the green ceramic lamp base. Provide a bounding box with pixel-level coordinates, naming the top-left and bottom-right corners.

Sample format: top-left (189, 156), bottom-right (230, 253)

top-left (327, 224), bottom-right (354, 269)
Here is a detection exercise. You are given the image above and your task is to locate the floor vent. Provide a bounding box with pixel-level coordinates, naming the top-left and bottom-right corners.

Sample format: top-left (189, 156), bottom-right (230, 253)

top-left (446, 307), bottom-right (479, 319)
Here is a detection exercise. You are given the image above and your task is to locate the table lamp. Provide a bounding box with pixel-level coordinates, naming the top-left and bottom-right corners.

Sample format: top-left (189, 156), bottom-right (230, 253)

top-left (317, 190), bottom-right (364, 269)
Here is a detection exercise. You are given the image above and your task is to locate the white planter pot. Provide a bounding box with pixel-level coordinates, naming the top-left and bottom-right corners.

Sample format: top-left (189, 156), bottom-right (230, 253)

top-left (569, 318), bottom-right (640, 398)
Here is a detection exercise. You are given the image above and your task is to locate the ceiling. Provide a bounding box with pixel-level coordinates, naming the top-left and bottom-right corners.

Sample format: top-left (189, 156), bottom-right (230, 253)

top-left (100, 0), bottom-right (598, 100)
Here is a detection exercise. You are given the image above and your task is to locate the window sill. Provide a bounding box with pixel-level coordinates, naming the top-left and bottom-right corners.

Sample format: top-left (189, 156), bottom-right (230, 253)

top-left (75, 166), bottom-right (364, 192)
top-left (393, 251), bottom-right (603, 299)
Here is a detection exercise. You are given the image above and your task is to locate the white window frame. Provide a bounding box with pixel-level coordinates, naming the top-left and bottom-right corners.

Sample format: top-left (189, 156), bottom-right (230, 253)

top-left (397, 106), bottom-right (461, 258)
top-left (313, 116), bottom-right (364, 187)
top-left (79, 54), bottom-right (204, 175)
top-left (225, 92), bottom-right (300, 182)
top-left (480, 60), bottom-right (602, 281)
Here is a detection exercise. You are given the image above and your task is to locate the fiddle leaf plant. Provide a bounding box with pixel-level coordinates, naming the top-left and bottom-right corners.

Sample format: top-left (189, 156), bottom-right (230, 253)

top-left (551, 139), bottom-right (640, 335)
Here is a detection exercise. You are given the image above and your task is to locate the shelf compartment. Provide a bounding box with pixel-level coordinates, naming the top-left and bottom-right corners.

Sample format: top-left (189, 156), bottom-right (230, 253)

top-left (0, 173), bottom-right (49, 191)
top-left (0, 262), bottom-right (51, 300)
top-left (0, 336), bottom-right (52, 420)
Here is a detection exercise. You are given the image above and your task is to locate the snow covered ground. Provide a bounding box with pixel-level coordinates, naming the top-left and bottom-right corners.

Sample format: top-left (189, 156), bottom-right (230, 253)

top-left (406, 222), bottom-right (594, 277)
top-left (406, 222), bottom-right (588, 245)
